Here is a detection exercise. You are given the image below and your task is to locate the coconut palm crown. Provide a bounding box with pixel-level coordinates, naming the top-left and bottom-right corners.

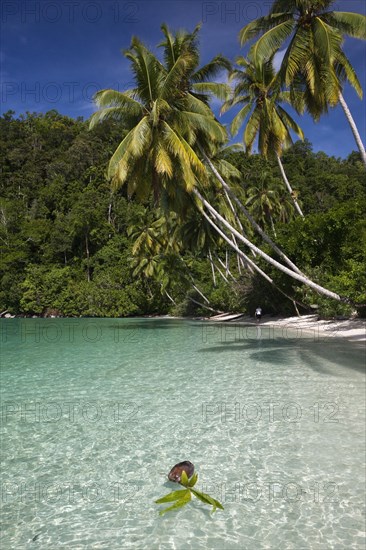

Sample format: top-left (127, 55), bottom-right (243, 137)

top-left (239, 0), bottom-right (366, 118)
top-left (222, 55), bottom-right (304, 157)
top-left (89, 31), bottom-right (228, 211)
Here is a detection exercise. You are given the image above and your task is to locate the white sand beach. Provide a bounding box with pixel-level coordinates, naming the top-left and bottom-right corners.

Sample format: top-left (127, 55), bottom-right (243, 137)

top-left (209, 313), bottom-right (366, 345)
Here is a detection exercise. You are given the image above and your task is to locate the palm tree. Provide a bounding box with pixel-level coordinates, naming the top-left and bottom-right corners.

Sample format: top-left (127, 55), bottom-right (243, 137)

top-left (89, 36), bottom-right (226, 208)
top-left (222, 54), bottom-right (305, 216)
top-left (245, 172), bottom-right (295, 234)
top-left (239, 0), bottom-right (366, 167)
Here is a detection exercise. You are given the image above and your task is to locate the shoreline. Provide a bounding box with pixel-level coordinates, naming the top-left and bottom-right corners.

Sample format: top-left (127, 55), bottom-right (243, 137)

top-left (207, 313), bottom-right (366, 345)
top-left (1, 312), bottom-right (365, 346)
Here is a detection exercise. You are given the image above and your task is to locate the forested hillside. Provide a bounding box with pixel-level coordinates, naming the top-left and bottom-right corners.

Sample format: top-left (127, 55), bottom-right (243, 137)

top-left (1, 110), bottom-right (365, 317)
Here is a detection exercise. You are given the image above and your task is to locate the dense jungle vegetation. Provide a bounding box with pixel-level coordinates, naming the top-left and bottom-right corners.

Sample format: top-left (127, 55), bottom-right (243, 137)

top-left (1, 110), bottom-right (365, 318)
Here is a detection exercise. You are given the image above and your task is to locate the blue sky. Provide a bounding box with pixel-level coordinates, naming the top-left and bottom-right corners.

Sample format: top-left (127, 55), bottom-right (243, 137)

top-left (1, 0), bottom-right (365, 158)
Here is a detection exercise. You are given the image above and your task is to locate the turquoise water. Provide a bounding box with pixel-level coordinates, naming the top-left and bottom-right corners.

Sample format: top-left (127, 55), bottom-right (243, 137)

top-left (1, 318), bottom-right (365, 549)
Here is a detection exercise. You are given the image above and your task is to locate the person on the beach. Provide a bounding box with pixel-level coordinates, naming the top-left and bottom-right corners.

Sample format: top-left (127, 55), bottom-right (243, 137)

top-left (255, 307), bottom-right (262, 322)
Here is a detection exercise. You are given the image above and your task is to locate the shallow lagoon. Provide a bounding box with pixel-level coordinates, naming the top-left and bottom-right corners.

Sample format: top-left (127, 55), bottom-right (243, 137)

top-left (1, 318), bottom-right (365, 549)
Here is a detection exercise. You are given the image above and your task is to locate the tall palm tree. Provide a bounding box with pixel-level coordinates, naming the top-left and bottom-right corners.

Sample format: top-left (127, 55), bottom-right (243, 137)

top-left (239, 0), bottom-right (366, 167)
top-left (89, 36), bottom-right (226, 209)
top-left (222, 55), bottom-right (305, 216)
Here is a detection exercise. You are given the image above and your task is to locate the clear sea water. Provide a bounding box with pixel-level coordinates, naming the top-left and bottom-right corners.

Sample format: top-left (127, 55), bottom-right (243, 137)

top-left (0, 318), bottom-right (365, 549)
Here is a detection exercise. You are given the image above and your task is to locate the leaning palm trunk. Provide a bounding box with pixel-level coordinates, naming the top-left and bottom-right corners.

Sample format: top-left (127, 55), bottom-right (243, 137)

top-left (163, 288), bottom-right (177, 305)
top-left (222, 187), bottom-right (251, 273)
top-left (199, 147), bottom-right (305, 276)
top-left (193, 188), bottom-right (344, 302)
top-left (176, 255), bottom-right (211, 304)
top-left (214, 262), bottom-right (230, 284)
top-left (208, 248), bottom-right (217, 286)
top-left (276, 155), bottom-right (304, 217)
top-left (201, 210), bottom-right (308, 312)
top-left (338, 92), bottom-right (366, 169)
top-left (187, 295), bottom-right (223, 314)
top-left (215, 253), bottom-right (237, 281)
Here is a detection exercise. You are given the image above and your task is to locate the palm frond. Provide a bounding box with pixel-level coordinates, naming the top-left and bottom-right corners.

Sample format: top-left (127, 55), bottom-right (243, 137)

top-left (221, 95), bottom-right (250, 114)
top-left (162, 121), bottom-right (205, 183)
top-left (155, 142), bottom-right (174, 177)
top-left (192, 82), bottom-right (231, 101)
top-left (244, 108), bottom-right (261, 152)
top-left (322, 12), bottom-right (366, 40)
top-left (161, 51), bottom-right (195, 100)
top-left (276, 105), bottom-right (304, 140)
top-left (230, 103), bottom-right (253, 136)
top-left (312, 17), bottom-right (342, 67)
top-left (334, 50), bottom-right (363, 98)
top-left (108, 116), bottom-right (150, 181)
top-left (160, 23), bottom-right (177, 68)
top-left (281, 26), bottom-right (313, 88)
top-left (250, 19), bottom-right (295, 62)
top-left (192, 55), bottom-right (231, 82)
top-left (239, 13), bottom-right (293, 45)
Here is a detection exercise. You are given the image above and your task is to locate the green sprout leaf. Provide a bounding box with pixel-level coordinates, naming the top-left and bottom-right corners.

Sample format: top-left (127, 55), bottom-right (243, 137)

top-left (158, 489), bottom-right (191, 516)
top-left (180, 470), bottom-right (189, 486)
top-left (191, 489), bottom-right (224, 513)
top-left (155, 489), bottom-right (189, 504)
top-left (187, 473), bottom-right (198, 487)
top-left (155, 466), bottom-right (224, 515)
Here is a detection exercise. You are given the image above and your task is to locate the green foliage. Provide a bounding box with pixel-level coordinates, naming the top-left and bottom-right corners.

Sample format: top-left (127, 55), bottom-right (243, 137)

top-left (0, 109), bottom-right (365, 319)
top-left (155, 470), bottom-right (224, 516)
top-left (272, 199), bottom-right (366, 316)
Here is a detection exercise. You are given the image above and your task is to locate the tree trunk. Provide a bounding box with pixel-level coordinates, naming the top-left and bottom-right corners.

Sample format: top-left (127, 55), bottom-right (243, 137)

top-left (201, 210), bottom-right (308, 310)
top-left (222, 187), bottom-right (247, 272)
top-left (270, 214), bottom-right (277, 237)
top-left (199, 147), bottom-right (305, 276)
top-left (187, 296), bottom-right (223, 314)
top-left (192, 283), bottom-right (210, 304)
top-left (339, 91), bottom-right (366, 169)
top-left (276, 154), bottom-right (304, 217)
top-left (208, 248), bottom-right (217, 287)
top-left (215, 254), bottom-right (236, 281)
top-left (164, 289), bottom-right (176, 305)
top-left (193, 188), bottom-right (344, 303)
top-left (214, 262), bottom-right (230, 284)
top-left (85, 232), bottom-right (90, 282)
top-left (108, 201), bottom-right (112, 224)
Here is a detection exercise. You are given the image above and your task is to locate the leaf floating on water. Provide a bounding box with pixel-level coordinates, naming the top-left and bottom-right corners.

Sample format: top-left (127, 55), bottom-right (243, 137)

top-left (158, 489), bottom-right (191, 516)
top-left (155, 489), bottom-right (189, 504)
top-left (190, 489), bottom-right (224, 513)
